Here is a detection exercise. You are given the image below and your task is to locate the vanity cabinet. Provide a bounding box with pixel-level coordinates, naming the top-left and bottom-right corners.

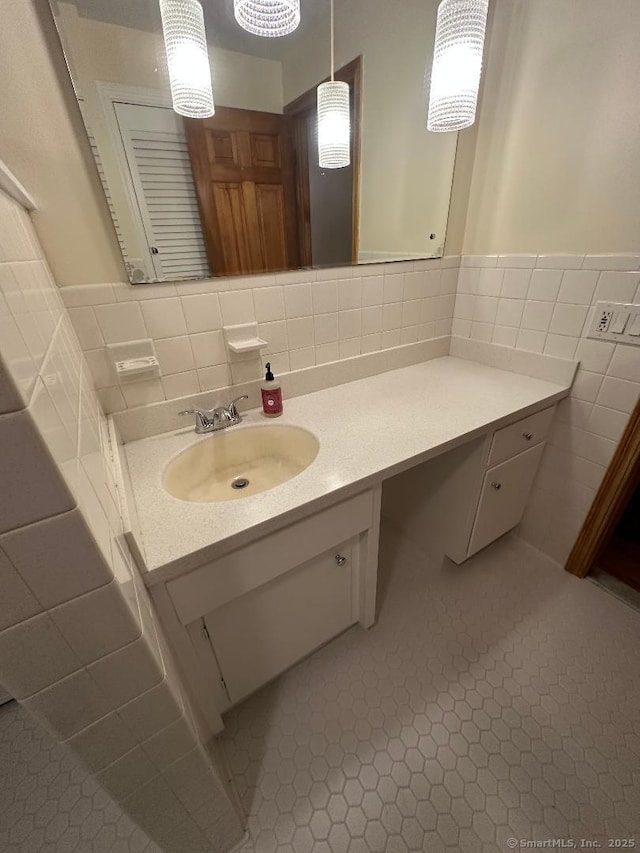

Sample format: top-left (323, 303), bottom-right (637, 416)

top-left (147, 403), bottom-right (556, 736)
top-left (149, 487), bottom-right (381, 733)
top-left (468, 443), bottom-right (545, 555)
top-left (203, 542), bottom-right (356, 705)
top-left (382, 404), bottom-right (555, 564)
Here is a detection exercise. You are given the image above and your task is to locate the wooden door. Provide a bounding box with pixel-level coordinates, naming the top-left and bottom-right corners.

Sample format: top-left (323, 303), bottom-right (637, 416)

top-left (184, 107), bottom-right (300, 276)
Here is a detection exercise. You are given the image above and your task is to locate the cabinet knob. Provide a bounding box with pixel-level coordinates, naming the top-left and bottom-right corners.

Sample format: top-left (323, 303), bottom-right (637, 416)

top-left (491, 481), bottom-right (502, 490)
top-left (335, 554), bottom-right (347, 567)
top-left (523, 432), bottom-right (533, 440)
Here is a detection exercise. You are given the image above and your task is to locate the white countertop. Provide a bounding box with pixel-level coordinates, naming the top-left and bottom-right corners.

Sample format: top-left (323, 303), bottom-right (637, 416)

top-left (125, 355), bottom-right (572, 582)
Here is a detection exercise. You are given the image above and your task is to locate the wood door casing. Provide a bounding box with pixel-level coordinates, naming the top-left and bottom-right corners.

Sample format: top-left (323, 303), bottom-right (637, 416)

top-left (566, 399), bottom-right (640, 579)
top-left (184, 107), bottom-right (300, 276)
top-left (284, 56), bottom-right (362, 266)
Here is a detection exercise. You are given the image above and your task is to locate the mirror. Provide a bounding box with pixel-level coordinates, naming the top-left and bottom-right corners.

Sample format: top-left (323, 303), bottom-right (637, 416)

top-left (50, 0), bottom-right (458, 283)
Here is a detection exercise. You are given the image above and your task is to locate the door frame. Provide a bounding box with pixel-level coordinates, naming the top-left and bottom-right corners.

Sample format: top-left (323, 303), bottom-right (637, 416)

top-left (565, 398), bottom-right (640, 578)
top-left (284, 56), bottom-right (363, 266)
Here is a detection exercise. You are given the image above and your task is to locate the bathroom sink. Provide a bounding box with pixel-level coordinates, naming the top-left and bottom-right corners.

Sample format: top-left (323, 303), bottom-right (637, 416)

top-left (163, 425), bottom-right (320, 502)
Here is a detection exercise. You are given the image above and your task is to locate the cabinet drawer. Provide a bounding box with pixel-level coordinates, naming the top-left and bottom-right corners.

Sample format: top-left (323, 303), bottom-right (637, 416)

top-left (488, 406), bottom-right (555, 466)
top-left (168, 490), bottom-right (373, 624)
top-left (468, 443), bottom-right (545, 556)
top-left (205, 544), bottom-right (355, 705)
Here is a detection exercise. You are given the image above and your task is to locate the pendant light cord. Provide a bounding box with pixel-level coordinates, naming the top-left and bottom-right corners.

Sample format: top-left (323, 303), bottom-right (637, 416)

top-left (330, 0), bottom-right (335, 81)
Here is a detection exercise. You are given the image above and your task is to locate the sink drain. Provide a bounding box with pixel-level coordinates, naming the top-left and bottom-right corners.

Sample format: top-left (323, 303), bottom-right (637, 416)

top-left (231, 477), bottom-right (250, 490)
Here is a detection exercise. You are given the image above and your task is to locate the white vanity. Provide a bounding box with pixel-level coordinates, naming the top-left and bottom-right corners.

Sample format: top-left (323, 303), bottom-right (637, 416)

top-left (114, 344), bottom-right (576, 738)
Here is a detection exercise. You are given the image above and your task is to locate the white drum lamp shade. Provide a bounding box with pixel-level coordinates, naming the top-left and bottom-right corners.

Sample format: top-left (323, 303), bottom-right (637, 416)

top-left (234, 0), bottom-right (301, 38)
top-left (317, 81), bottom-right (351, 169)
top-left (159, 0), bottom-right (214, 119)
top-left (427, 0), bottom-right (489, 132)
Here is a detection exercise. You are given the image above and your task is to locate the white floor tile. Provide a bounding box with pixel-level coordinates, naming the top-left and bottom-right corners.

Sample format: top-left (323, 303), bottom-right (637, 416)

top-left (221, 526), bottom-right (640, 852)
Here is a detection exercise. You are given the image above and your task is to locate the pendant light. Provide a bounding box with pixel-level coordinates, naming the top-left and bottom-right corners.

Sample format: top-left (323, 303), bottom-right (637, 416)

top-left (427, 0), bottom-right (489, 132)
top-left (317, 0), bottom-right (350, 169)
top-left (234, 0), bottom-right (300, 38)
top-left (159, 0), bottom-right (214, 119)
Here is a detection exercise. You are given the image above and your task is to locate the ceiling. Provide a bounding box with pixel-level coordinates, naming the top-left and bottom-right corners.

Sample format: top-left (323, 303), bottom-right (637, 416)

top-left (69, 0), bottom-right (332, 61)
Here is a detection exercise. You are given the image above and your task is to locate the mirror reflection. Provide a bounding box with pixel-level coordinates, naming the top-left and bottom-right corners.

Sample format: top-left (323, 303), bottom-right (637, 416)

top-left (51, 0), bottom-right (458, 282)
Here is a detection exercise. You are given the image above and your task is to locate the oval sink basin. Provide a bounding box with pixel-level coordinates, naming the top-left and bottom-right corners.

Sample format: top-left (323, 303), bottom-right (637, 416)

top-left (163, 425), bottom-right (319, 502)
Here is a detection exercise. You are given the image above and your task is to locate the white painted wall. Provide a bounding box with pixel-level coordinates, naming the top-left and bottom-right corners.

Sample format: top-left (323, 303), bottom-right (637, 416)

top-left (458, 0), bottom-right (640, 255)
top-left (57, 2), bottom-right (284, 114)
top-left (281, 0), bottom-right (458, 261)
top-left (0, 0), bottom-right (126, 286)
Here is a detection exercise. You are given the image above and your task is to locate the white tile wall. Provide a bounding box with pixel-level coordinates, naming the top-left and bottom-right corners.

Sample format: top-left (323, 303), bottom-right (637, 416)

top-left (0, 188), bottom-right (242, 852)
top-left (453, 252), bottom-right (640, 565)
top-left (59, 245), bottom-right (639, 573)
top-left (61, 259), bottom-right (459, 414)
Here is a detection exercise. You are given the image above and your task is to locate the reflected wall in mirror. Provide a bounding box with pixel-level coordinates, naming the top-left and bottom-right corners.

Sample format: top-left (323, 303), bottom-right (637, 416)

top-left (51, 0), bottom-right (458, 283)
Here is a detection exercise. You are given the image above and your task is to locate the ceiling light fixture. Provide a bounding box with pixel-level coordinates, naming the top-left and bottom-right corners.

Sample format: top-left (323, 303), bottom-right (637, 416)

top-left (427, 0), bottom-right (489, 132)
top-left (317, 0), bottom-right (350, 169)
top-left (159, 0), bottom-right (214, 119)
top-left (234, 0), bottom-right (301, 38)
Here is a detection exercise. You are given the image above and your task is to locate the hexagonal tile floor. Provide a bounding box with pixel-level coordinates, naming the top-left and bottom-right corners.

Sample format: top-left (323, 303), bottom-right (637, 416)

top-left (0, 700), bottom-right (162, 853)
top-left (221, 527), bottom-right (640, 853)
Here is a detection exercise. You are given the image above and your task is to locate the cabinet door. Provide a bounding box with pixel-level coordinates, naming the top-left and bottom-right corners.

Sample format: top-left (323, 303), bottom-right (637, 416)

top-left (468, 444), bottom-right (545, 556)
top-left (204, 545), bottom-right (354, 705)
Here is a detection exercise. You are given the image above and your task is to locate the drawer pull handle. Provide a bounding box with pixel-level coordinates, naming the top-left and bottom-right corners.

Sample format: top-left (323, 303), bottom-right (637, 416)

top-left (335, 554), bottom-right (348, 567)
top-left (523, 432), bottom-right (533, 440)
top-left (491, 481), bottom-right (502, 490)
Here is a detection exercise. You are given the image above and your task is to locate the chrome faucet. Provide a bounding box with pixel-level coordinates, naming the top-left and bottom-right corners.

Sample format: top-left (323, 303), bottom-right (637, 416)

top-left (179, 395), bottom-right (248, 434)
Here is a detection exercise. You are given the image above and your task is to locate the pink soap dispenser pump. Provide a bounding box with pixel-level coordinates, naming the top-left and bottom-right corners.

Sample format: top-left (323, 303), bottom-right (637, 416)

top-left (261, 362), bottom-right (283, 417)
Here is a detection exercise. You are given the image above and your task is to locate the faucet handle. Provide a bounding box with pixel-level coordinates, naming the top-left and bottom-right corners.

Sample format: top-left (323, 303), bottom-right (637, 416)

top-left (226, 395), bottom-right (249, 421)
top-left (179, 409), bottom-right (210, 432)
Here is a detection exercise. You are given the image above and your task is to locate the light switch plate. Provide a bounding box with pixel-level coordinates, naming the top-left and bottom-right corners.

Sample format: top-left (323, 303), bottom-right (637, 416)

top-left (588, 302), bottom-right (640, 346)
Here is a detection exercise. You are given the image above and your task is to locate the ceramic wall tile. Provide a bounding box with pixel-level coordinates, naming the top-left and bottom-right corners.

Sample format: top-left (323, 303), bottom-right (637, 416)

top-left (594, 271), bottom-right (640, 304)
top-left (94, 303), bottom-right (146, 344)
top-left (87, 636), bottom-right (163, 711)
top-left (0, 409), bottom-right (75, 534)
top-left (0, 508), bottom-right (111, 608)
top-left (22, 668), bottom-right (110, 740)
top-left (50, 580), bottom-right (141, 666)
top-left (253, 286), bottom-right (285, 323)
top-left (181, 293), bottom-right (222, 334)
top-left (66, 709), bottom-right (138, 773)
top-left (96, 746), bottom-right (158, 802)
top-left (140, 298), bottom-right (187, 339)
top-left (122, 776), bottom-right (190, 842)
top-left (0, 612), bottom-right (81, 699)
top-left (0, 547), bottom-right (42, 631)
top-left (153, 336), bottom-right (195, 376)
top-left (220, 289), bottom-right (255, 325)
top-left (142, 716), bottom-right (195, 771)
top-left (162, 371), bottom-right (199, 399)
top-left (58, 258), bottom-right (456, 413)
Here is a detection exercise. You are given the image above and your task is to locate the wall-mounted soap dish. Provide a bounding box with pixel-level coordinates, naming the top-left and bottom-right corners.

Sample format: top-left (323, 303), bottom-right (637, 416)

top-left (107, 340), bottom-right (160, 381)
top-left (224, 323), bottom-right (268, 359)
top-left (114, 356), bottom-right (160, 377)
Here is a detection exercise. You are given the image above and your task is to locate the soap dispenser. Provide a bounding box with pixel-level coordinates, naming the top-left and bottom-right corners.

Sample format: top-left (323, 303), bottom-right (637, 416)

top-left (261, 362), bottom-right (283, 417)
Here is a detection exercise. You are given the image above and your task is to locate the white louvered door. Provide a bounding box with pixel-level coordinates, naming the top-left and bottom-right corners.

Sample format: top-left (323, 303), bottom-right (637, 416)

top-left (113, 102), bottom-right (210, 281)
